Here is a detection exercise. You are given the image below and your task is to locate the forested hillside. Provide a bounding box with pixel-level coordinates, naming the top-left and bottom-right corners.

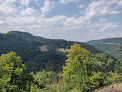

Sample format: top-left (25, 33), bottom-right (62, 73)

top-left (0, 33), bottom-right (121, 91)
top-left (0, 44), bottom-right (121, 92)
top-left (86, 38), bottom-right (122, 59)
top-left (0, 31), bottom-right (102, 73)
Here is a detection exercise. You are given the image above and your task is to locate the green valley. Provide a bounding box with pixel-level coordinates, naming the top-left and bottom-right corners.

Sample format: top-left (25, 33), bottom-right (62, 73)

top-left (86, 38), bottom-right (122, 59)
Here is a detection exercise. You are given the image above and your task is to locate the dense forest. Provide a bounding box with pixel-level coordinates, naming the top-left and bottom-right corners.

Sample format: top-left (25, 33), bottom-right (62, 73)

top-left (86, 38), bottom-right (122, 59)
top-left (0, 31), bottom-right (102, 73)
top-left (0, 31), bottom-right (121, 92)
top-left (0, 44), bottom-right (121, 92)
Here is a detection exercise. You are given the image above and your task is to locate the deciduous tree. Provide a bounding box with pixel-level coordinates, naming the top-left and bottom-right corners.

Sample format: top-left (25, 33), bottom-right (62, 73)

top-left (61, 43), bottom-right (90, 91)
top-left (0, 51), bottom-right (33, 91)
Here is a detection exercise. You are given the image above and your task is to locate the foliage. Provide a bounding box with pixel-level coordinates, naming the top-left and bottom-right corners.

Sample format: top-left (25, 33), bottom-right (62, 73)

top-left (0, 31), bottom-right (102, 73)
top-left (0, 32), bottom-right (120, 92)
top-left (87, 53), bottom-right (115, 90)
top-left (115, 59), bottom-right (122, 76)
top-left (31, 70), bottom-right (57, 91)
top-left (61, 43), bottom-right (90, 91)
top-left (114, 46), bottom-right (122, 81)
top-left (86, 38), bottom-right (122, 59)
top-left (88, 53), bottom-right (113, 73)
top-left (0, 44), bottom-right (119, 92)
top-left (60, 44), bottom-right (116, 92)
top-left (89, 72), bottom-right (105, 88)
top-left (107, 72), bottom-right (120, 83)
top-left (0, 51), bottom-right (58, 92)
top-left (0, 51), bottom-right (33, 91)
top-left (115, 46), bottom-right (122, 76)
top-left (25, 50), bottom-right (67, 73)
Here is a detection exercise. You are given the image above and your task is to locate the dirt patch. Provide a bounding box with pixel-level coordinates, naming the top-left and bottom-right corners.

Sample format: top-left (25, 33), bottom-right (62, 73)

top-left (40, 45), bottom-right (49, 52)
top-left (58, 48), bottom-right (69, 52)
top-left (94, 83), bottom-right (122, 92)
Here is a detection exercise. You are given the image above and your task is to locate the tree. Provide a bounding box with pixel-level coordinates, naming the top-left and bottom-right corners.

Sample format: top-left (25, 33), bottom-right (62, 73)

top-left (115, 59), bottom-right (122, 76)
top-left (0, 51), bottom-right (33, 91)
top-left (61, 43), bottom-right (90, 91)
top-left (60, 44), bottom-right (115, 92)
top-left (114, 46), bottom-right (122, 81)
top-left (88, 53), bottom-right (114, 88)
top-left (31, 70), bottom-right (57, 91)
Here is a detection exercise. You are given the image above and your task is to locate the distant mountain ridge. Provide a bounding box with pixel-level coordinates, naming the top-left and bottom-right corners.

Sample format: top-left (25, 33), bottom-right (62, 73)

top-left (87, 37), bottom-right (122, 44)
top-left (86, 37), bottom-right (122, 59)
top-left (0, 31), bottom-right (102, 73)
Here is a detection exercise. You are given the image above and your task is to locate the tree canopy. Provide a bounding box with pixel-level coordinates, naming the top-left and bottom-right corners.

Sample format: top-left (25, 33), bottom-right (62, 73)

top-left (0, 52), bottom-right (33, 91)
top-left (115, 46), bottom-right (122, 78)
top-left (60, 43), bottom-right (115, 92)
top-left (61, 43), bottom-right (90, 91)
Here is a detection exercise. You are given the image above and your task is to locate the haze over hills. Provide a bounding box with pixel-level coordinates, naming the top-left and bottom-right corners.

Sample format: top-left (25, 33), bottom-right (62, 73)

top-left (86, 37), bottom-right (122, 59)
top-left (0, 31), bottom-right (102, 73)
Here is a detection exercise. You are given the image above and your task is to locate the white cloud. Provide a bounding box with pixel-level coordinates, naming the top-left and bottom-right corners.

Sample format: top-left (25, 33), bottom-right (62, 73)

top-left (90, 30), bottom-right (96, 32)
top-left (84, 0), bottom-right (108, 20)
top-left (6, 0), bottom-right (16, 3)
top-left (47, 15), bottom-right (66, 23)
top-left (84, 0), bottom-right (122, 20)
top-left (0, 0), bottom-right (4, 3)
top-left (60, 0), bottom-right (79, 4)
top-left (98, 23), bottom-right (118, 32)
top-left (40, 0), bottom-right (55, 17)
top-left (0, 0), bottom-right (17, 16)
top-left (118, 0), bottom-right (122, 5)
top-left (94, 19), bottom-right (118, 32)
top-left (109, 11), bottom-right (121, 14)
top-left (0, 0), bottom-right (121, 41)
top-left (62, 16), bottom-right (85, 26)
top-left (41, 0), bottom-right (50, 15)
top-left (85, 18), bottom-right (119, 33)
top-left (20, 7), bottom-right (36, 16)
top-left (0, 20), bottom-right (3, 24)
top-left (0, 14), bottom-right (66, 33)
top-left (20, 0), bottom-right (30, 6)
top-left (107, 0), bottom-right (118, 5)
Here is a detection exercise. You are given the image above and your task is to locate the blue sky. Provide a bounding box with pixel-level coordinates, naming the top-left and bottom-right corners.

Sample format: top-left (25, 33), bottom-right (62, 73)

top-left (0, 0), bottom-right (122, 42)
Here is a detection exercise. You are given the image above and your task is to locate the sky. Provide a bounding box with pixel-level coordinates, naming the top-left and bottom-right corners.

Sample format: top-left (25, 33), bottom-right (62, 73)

top-left (0, 0), bottom-right (122, 42)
